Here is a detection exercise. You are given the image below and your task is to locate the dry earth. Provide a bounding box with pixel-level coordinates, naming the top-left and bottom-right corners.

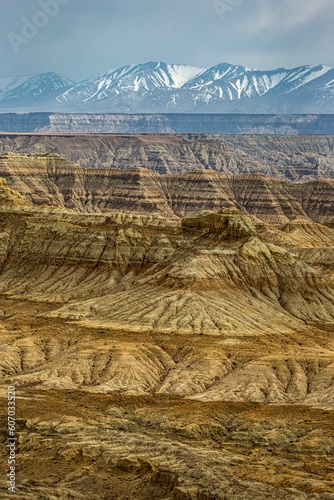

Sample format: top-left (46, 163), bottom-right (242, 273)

top-left (0, 298), bottom-right (333, 499)
top-left (0, 176), bottom-right (333, 498)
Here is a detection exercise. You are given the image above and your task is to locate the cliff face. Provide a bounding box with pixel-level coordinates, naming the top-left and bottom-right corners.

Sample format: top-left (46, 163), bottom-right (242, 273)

top-left (0, 113), bottom-right (51, 133)
top-left (1, 133), bottom-right (334, 181)
top-left (1, 113), bottom-right (334, 134)
top-left (0, 153), bottom-right (333, 224)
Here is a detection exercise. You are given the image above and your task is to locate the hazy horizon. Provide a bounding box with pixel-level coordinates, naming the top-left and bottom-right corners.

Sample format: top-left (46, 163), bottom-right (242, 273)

top-left (0, 0), bottom-right (333, 80)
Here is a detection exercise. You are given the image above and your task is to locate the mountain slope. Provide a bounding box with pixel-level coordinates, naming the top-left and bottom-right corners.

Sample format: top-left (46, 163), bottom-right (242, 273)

top-left (0, 72), bottom-right (74, 109)
top-left (59, 62), bottom-right (206, 104)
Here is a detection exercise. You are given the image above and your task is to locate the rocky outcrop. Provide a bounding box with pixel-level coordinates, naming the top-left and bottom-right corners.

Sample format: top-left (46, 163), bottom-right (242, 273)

top-left (0, 176), bottom-right (29, 207)
top-left (182, 208), bottom-right (257, 238)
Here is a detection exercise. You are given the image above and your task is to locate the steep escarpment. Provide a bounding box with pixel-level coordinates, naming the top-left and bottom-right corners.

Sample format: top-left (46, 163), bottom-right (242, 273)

top-left (0, 133), bottom-right (334, 179)
top-left (0, 113), bottom-right (51, 133)
top-left (162, 170), bottom-right (334, 224)
top-left (0, 153), bottom-right (333, 224)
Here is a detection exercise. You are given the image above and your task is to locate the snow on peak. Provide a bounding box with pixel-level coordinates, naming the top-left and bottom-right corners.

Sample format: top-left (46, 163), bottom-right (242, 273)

top-left (2, 61), bottom-right (334, 113)
top-left (165, 64), bottom-right (207, 88)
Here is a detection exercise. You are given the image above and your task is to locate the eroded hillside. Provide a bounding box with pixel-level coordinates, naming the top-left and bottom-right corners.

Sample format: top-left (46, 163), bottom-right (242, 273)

top-left (0, 133), bottom-right (334, 179)
top-left (0, 180), bottom-right (333, 499)
top-left (0, 203), bottom-right (333, 399)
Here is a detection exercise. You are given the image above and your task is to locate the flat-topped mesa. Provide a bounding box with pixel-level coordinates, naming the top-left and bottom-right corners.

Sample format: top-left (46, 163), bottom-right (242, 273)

top-left (182, 208), bottom-right (256, 239)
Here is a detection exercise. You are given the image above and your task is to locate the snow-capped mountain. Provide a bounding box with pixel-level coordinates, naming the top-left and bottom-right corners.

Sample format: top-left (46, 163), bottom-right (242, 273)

top-left (59, 62), bottom-right (207, 104)
top-left (0, 72), bottom-right (74, 108)
top-left (1, 62), bottom-right (334, 113)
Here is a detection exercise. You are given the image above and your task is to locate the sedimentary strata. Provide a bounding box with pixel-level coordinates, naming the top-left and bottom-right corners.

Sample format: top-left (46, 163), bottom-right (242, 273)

top-left (0, 153), bottom-right (333, 224)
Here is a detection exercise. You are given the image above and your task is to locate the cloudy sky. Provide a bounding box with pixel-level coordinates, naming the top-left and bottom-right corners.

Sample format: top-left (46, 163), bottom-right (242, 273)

top-left (1, 0), bottom-right (333, 82)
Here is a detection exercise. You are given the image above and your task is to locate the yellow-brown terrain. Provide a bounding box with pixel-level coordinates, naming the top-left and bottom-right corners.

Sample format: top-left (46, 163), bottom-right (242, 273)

top-left (0, 152), bottom-right (333, 223)
top-left (1, 133), bottom-right (334, 180)
top-left (0, 156), bottom-right (333, 499)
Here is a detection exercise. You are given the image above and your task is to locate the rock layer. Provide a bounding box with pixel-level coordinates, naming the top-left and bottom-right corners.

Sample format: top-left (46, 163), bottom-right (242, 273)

top-left (0, 133), bottom-right (334, 179)
top-left (0, 153), bottom-right (333, 224)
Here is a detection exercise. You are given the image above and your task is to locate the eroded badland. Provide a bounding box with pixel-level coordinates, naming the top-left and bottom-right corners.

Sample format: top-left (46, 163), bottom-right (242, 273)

top-left (0, 142), bottom-right (333, 499)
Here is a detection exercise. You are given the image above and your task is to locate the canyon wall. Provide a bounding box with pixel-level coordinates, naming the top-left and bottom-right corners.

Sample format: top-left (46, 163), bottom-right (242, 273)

top-left (0, 153), bottom-right (333, 224)
top-left (0, 133), bottom-right (334, 180)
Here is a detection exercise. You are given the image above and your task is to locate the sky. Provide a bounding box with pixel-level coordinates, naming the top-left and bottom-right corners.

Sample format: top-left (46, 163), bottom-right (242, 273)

top-left (1, 0), bottom-right (334, 82)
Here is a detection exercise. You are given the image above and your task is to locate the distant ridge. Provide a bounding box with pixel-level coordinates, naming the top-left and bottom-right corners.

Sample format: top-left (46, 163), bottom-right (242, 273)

top-left (1, 113), bottom-right (334, 135)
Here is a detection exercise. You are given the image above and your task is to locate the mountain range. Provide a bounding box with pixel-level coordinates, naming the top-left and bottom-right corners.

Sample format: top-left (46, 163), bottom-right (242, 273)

top-left (1, 61), bottom-right (334, 113)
